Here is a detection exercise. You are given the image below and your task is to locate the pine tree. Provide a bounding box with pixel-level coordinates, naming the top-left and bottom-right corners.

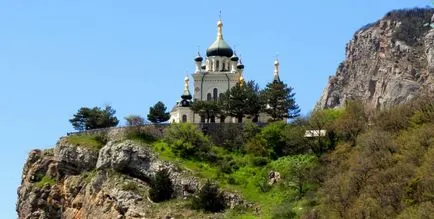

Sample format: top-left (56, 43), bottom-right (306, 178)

top-left (224, 80), bottom-right (261, 123)
top-left (69, 105), bottom-right (119, 131)
top-left (261, 80), bottom-right (300, 121)
top-left (147, 101), bottom-right (170, 123)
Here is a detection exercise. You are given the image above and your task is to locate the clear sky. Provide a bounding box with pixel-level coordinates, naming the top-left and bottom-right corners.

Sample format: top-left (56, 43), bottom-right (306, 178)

top-left (0, 0), bottom-right (429, 217)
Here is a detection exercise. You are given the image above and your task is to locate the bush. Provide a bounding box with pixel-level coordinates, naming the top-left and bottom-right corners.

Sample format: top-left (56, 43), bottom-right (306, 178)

top-left (164, 123), bottom-right (211, 159)
top-left (149, 169), bottom-right (174, 202)
top-left (125, 126), bottom-right (161, 142)
top-left (218, 156), bottom-right (239, 174)
top-left (272, 201), bottom-right (296, 219)
top-left (251, 157), bottom-right (270, 167)
top-left (192, 181), bottom-right (226, 212)
top-left (122, 181), bottom-right (139, 192)
top-left (34, 175), bottom-right (56, 188)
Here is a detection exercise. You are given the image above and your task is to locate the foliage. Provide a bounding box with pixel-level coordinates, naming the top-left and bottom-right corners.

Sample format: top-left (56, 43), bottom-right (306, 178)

top-left (122, 181), bottom-right (139, 192)
top-left (271, 201), bottom-right (296, 219)
top-left (192, 181), bottom-right (226, 212)
top-left (66, 134), bottom-right (107, 150)
top-left (258, 121), bottom-right (287, 158)
top-left (164, 123), bottom-right (211, 159)
top-left (34, 175), bottom-right (56, 188)
top-left (191, 101), bottom-right (222, 123)
top-left (125, 125), bottom-right (162, 143)
top-left (270, 154), bottom-right (318, 197)
top-left (149, 169), bottom-right (174, 202)
top-left (148, 101), bottom-right (170, 124)
top-left (222, 81), bottom-right (262, 123)
top-left (124, 115), bottom-right (145, 126)
top-left (69, 105), bottom-right (119, 131)
top-left (261, 80), bottom-right (300, 121)
top-left (334, 100), bottom-right (367, 146)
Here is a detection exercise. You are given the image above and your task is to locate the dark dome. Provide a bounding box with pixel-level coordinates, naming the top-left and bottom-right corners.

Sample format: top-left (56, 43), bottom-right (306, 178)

top-left (230, 54), bottom-right (239, 62)
top-left (194, 56), bottom-right (203, 62)
top-left (237, 63), bottom-right (244, 69)
top-left (206, 39), bottom-right (233, 57)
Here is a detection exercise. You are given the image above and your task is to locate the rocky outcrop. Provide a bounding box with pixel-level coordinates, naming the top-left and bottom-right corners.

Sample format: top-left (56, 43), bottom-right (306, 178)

top-left (17, 137), bottom-right (246, 219)
top-left (317, 9), bottom-right (434, 110)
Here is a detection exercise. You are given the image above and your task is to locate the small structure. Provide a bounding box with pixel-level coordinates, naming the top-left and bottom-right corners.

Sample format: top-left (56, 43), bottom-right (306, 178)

top-left (304, 130), bottom-right (327, 138)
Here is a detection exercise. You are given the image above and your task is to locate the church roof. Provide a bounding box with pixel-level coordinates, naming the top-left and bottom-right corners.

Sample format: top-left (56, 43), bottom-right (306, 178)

top-left (206, 39), bottom-right (233, 57)
top-left (206, 19), bottom-right (233, 57)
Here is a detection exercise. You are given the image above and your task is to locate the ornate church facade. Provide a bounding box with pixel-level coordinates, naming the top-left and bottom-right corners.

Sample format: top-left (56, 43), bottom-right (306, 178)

top-left (170, 18), bottom-right (281, 123)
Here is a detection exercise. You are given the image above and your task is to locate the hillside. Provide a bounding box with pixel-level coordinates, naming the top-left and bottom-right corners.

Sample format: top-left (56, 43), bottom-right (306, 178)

top-left (17, 94), bottom-right (434, 219)
top-left (317, 8), bottom-right (434, 110)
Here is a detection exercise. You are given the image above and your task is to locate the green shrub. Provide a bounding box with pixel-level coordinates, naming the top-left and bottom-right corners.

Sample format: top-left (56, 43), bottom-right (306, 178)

top-left (66, 134), bottom-right (106, 150)
top-left (251, 157), bottom-right (270, 167)
top-left (125, 126), bottom-right (159, 143)
top-left (122, 181), bottom-right (139, 192)
top-left (34, 176), bottom-right (56, 188)
top-left (218, 156), bottom-right (239, 174)
top-left (164, 123), bottom-right (211, 159)
top-left (192, 181), bottom-right (226, 212)
top-left (149, 169), bottom-right (174, 202)
top-left (272, 201), bottom-right (296, 219)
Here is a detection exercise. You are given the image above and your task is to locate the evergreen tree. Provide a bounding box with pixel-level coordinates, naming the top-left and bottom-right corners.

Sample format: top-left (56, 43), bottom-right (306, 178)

top-left (149, 168), bottom-right (174, 202)
top-left (70, 105), bottom-right (119, 131)
top-left (224, 80), bottom-right (261, 123)
top-left (192, 181), bottom-right (226, 212)
top-left (147, 101), bottom-right (170, 123)
top-left (191, 101), bottom-right (221, 123)
top-left (261, 80), bottom-right (300, 121)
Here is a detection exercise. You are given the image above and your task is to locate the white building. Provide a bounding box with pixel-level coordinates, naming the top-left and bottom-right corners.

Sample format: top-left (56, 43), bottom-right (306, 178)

top-left (170, 18), bottom-right (281, 124)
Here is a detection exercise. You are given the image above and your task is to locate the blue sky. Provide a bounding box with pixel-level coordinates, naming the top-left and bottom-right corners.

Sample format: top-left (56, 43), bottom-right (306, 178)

top-left (0, 0), bottom-right (429, 217)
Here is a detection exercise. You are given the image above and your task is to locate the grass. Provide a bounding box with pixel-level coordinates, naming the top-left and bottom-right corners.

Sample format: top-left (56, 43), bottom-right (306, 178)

top-left (66, 134), bottom-right (105, 150)
top-left (34, 175), bottom-right (56, 188)
top-left (81, 169), bottom-right (98, 183)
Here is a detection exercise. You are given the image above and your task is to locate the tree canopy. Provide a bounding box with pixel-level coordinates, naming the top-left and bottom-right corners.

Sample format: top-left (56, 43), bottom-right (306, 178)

top-left (261, 80), bottom-right (300, 121)
top-left (147, 101), bottom-right (170, 124)
top-left (69, 105), bottom-right (119, 131)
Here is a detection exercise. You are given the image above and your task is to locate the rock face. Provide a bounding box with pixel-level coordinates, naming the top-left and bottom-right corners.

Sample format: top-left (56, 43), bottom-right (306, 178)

top-left (317, 9), bottom-right (434, 110)
top-left (17, 136), bottom-right (245, 219)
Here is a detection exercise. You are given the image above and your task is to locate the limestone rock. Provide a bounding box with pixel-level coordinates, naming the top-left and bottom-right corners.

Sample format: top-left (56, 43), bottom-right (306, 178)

top-left (317, 9), bottom-right (434, 110)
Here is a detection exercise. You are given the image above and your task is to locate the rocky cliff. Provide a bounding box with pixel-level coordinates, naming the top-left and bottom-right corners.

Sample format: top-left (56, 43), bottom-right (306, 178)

top-left (317, 8), bottom-right (434, 110)
top-left (17, 133), bottom-right (244, 219)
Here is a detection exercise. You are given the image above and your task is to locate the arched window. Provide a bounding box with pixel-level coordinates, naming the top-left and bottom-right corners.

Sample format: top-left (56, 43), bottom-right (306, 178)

top-left (216, 60), bottom-right (220, 71)
top-left (207, 93), bottom-right (212, 101)
top-left (213, 88), bottom-right (218, 101)
top-left (182, 115), bottom-right (187, 123)
top-left (222, 62), bottom-right (226, 71)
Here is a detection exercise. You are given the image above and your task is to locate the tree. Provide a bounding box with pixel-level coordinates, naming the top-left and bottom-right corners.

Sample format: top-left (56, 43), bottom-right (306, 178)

top-left (335, 101), bottom-right (367, 146)
top-left (147, 101), bottom-right (170, 123)
top-left (124, 115), bottom-right (145, 126)
top-left (261, 80), bottom-right (300, 121)
top-left (149, 168), bottom-right (174, 202)
top-left (69, 105), bottom-right (119, 131)
top-left (271, 154), bottom-right (318, 197)
top-left (191, 101), bottom-right (221, 123)
top-left (223, 80), bottom-right (262, 123)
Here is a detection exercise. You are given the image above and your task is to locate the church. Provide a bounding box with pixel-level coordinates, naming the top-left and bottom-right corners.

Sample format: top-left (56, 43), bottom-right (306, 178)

top-left (170, 18), bottom-right (281, 123)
